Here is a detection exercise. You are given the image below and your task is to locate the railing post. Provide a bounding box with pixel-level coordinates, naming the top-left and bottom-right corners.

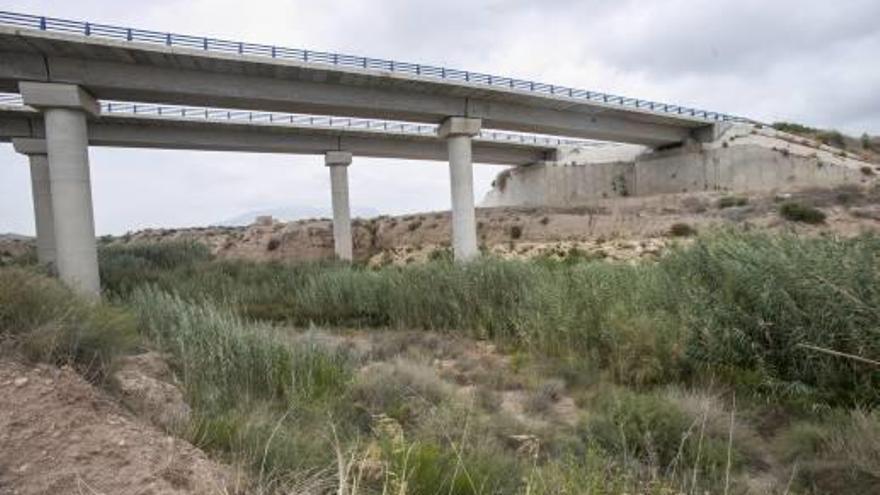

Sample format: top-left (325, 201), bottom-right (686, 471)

top-left (127, 28), bottom-right (132, 41)
top-left (39, 17), bottom-right (46, 30)
top-left (84, 23), bottom-right (91, 35)
top-left (166, 33), bottom-right (171, 45)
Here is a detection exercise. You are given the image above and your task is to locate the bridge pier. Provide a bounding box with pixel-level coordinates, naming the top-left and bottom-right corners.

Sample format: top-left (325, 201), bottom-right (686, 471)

top-left (13, 138), bottom-right (56, 270)
top-left (439, 117), bottom-right (481, 261)
top-left (20, 82), bottom-right (101, 298)
top-left (325, 151), bottom-right (353, 261)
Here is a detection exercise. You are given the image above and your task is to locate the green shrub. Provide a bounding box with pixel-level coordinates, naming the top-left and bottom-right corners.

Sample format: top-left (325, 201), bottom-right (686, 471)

top-left (668, 222), bottom-right (697, 237)
top-left (666, 233), bottom-right (880, 407)
top-left (772, 122), bottom-right (817, 135)
top-left (817, 130), bottom-right (846, 149)
top-left (129, 286), bottom-right (353, 410)
top-left (510, 225), bottom-right (523, 240)
top-left (0, 267), bottom-right (138, 377)
top-left (717, 196), bottom-right (748, 209)
top-left (779, 202), bottom-right (826, 224)
top-left (101, 232), bottom-right (880, 408)
top-left (582, 388), bottom-right (737, 485)
top-left (383, 438), bottom-right (522, 495)
top-left (351, 360), bottom-right (451, 426)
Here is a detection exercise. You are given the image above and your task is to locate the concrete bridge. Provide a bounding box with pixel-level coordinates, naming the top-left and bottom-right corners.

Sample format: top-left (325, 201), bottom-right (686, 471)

top-left (0, 11), bottom-right (745, 296)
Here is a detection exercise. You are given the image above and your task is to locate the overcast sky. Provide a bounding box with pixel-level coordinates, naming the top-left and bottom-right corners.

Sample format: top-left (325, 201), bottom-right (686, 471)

top-left (2, 0), bottom-right (879, 235)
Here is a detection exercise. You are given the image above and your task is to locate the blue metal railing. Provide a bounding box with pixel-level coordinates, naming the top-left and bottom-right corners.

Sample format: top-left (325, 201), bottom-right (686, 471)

top-left (0, 93), bottom-right (607, 148)
top-left (0, 11), bottom-right (748, 124)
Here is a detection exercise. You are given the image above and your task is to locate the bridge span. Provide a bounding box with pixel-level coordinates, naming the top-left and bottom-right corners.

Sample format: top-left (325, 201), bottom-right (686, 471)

top-left (0, 11), bottom-right (745, 296)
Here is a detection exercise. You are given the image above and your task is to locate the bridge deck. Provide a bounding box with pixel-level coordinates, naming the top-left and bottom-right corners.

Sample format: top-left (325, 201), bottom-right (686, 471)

top-left (0, 102), bottom-right (571, 165)
top-left (0, 12), bottom-right (742, 146)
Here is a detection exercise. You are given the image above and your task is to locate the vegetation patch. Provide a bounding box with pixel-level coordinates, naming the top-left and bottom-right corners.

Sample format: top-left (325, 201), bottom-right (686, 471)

top-left (779, 201), bottom-right (826, 224)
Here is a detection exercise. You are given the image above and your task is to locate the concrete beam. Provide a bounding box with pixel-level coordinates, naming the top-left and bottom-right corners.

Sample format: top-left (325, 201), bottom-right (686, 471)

top-left (438, 117), bottom-right (482, 139)
top-left (12, 137), bottom-right (47, 155)
top-left (0, 108), bottom-right (551, 165)
top-left (325, 151), bottom-right (353, 261)
top-left (19, 82), bottom-right (100, 116)
top-left (13, 138), bottom-right (56, 268)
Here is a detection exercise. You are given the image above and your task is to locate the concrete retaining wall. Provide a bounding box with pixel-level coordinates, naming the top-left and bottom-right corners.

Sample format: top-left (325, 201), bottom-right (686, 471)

top-left (483, 125), bottom-right (879, 207)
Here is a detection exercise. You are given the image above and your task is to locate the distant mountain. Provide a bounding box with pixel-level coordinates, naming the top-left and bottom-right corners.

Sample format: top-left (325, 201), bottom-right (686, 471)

top-left (0, 233), bottom-right (31, 241)
top-left (219, 205), bottom-right (382, 226)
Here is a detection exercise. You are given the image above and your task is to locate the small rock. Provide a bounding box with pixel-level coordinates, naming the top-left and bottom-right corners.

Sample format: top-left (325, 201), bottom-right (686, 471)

top-left (13, 377), bottom-right (28, 388)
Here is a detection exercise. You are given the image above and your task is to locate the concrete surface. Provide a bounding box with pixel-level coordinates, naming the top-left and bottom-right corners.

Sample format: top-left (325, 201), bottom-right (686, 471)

top-left (0, 106), bottom-right (554, 166)
top-left (0, 26), bottom-right (717, 146)
top-left (13, 138), bottom-right (55, 268)
top-left (483, 124), bottom-right (880, 207)
top-left (325, 151), bottom-right (353, 261)
top-left (22, 84), bottom-right (102, 297)
top-left (443, 117), bottom-right (481, 261)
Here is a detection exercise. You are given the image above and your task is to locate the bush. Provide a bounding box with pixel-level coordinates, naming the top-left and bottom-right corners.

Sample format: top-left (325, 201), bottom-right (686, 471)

top-left (509, 225), bottom-right (523, 240)
top-left (129, 286), bottom-right (353, 410)
top-left (668, 222), bottom-right (697, 237)
top-left (582, 388), bottom-right (736, 484)
top-left (667, 233), bottom-right (880, 407)
top-left (351, 360), bottom-right (451, 426)
top-left (717, 196), bottom-right (748, 209)
top-left (817, 130), bottom-right (846, 149)
top-left (773, 122), bottom-right (817, 135)
top-left (101, 232), bottom-right (880, 408)
top-left (779, 202), bottom-right (826, 224)
top-left (0, 267), bottom-right (139, 377)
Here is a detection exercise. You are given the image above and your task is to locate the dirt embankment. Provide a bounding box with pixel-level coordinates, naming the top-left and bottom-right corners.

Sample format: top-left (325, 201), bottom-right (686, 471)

top-left (109, 186), bottom-right (880, 265)
top-left (0, 360), bottom-right (234, 495)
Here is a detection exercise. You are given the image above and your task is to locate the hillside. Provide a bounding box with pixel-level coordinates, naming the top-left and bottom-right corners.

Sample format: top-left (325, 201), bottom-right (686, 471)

top-left (101, 185), bottom-right (880, 266)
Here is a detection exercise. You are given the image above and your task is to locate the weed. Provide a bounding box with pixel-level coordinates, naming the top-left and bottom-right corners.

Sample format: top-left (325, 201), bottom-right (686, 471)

top-left (718, 196), bottom-right (748, 209)
top-left (779, 202), bottom-right (826, 224)
top-left (668, 222), bottom-right (697, 237)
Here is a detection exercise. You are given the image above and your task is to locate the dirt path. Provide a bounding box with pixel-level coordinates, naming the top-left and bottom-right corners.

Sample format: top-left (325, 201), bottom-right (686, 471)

top-left (0, 360), bottom-right (234, 495)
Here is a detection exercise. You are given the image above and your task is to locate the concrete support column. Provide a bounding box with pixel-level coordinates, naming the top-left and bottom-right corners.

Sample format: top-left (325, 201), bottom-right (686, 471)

top-left (20, 82), bottom-right (101, 297)
top-left (325, 151), bottom-right (353, 261)
top-left (13, 139), bottom-right (56, 270)
top-left (438, 117), bottom-right (482, 261)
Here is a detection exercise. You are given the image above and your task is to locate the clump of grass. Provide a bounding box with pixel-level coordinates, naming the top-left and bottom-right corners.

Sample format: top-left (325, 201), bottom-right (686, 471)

top-left (668, 222), bottom-right (697, 237)
top-left (510, 225), bottom-right (523, 240)
top-left (582, 388), bottom-right (739, 489)
top-left (717, 196), bottom-right (748, 209)
top-left (129, 286), bottom-right (353, 410)
top-left (351, 359), bottom-right (452, 426)
top-left (0, 267), bottom-right (139, 379)
top-left (524, 378), bottom-right (566, 414)
top-left (779, 410), bottom-right (880, 493)
top-left (779, 202), bottom-right (826, 224)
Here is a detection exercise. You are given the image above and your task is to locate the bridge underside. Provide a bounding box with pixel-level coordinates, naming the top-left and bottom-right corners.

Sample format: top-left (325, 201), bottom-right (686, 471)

top-left (0, 27), bottom-right (712, 147)
top-left (0, 108), bottom-right (552, 165)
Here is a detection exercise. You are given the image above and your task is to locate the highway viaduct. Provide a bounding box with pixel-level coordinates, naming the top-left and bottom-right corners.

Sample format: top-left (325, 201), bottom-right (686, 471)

top-left (0, 11), bottom-right (743, 297)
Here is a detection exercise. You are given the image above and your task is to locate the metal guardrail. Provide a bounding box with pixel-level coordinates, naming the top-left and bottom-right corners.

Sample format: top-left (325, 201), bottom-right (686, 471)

top-left (0, 11), bottom-right (748, 124)
top-left (0, 93), bottom-right (606, 148)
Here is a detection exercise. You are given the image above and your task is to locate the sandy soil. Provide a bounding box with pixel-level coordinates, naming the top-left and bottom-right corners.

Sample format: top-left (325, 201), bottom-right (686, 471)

top-left (88, 185), bottom-right (880, 266)
top-left (0, 360), bottom-right (234, 495)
